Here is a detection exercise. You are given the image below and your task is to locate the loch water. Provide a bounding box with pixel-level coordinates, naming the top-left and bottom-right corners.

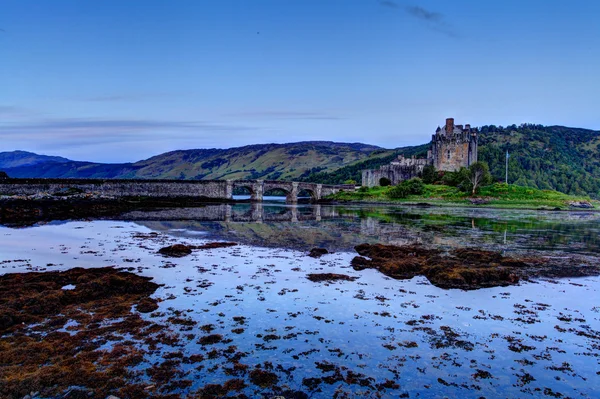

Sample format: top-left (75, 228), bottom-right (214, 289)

top-left (1, 202), bottom-right (599, 398)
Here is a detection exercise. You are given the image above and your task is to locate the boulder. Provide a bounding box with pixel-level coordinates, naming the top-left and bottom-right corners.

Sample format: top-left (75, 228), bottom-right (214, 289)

top-left (308, 247), bottom-right (329, 258)
top-left (568, 200), bottom-right (593, 209)
top-left (158, 244), bottom-right (193, 257)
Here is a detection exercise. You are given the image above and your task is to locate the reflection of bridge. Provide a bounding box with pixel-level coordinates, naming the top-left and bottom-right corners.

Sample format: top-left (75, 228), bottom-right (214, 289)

top-left (0, 178), bottom-right (353, 204)
top-left (120, 203), bottom-right (348, 223)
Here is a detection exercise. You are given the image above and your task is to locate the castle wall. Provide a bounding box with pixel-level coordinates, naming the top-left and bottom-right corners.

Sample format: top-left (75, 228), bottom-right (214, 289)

top-left (362, 163), bottom-right (425, 187)
top-left (429, 119), bottom-right (478, 172)
top-left (430, 135), bottom-right (475, 172)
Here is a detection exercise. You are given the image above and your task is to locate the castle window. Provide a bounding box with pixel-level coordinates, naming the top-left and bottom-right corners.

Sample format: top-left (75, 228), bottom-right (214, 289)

top-left (447, 150), bottom-right (451, 160)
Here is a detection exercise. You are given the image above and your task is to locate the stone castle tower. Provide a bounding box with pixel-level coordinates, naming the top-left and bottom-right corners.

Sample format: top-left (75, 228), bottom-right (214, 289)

top-left (427, 118), bottom-right (478, 171)
top-left (361, 118), bottom-right (478, 187)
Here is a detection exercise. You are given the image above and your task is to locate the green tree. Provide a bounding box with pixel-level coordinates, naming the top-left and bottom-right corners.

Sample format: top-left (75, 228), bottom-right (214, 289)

top-left (379, 177), bottom-right (391, 187)
top-left (421, 164), bottom-right (437, 184)
top-left (465, 162), bottom-right (492, 195)
top-left (388, 178), bottom-right (424, 199)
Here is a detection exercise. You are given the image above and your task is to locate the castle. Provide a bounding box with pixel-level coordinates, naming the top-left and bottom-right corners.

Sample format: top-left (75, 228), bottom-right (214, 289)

top-left (362, 118), bottom-right (478, 187)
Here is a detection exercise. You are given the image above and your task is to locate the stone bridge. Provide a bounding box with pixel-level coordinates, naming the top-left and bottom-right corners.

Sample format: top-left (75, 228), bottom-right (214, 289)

top-left (0, 178), bottom-right (354, 203)
top-left (231, 180), bottom-right (350, 203)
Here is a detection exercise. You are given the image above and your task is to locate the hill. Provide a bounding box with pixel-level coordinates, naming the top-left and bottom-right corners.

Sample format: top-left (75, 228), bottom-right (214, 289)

top-left (303, 124), bottom-right (600, 198)
top-left (0, 142), bottom-right (386, 181)
top-left (0, 151), bottom-right (70, 169)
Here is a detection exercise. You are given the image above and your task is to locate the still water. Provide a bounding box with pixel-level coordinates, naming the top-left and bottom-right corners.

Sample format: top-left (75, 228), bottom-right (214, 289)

top-left (1, 202), bottom-right (599, 398)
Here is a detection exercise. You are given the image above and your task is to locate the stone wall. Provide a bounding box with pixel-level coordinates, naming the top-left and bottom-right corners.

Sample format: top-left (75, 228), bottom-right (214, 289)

top-left (361, 155), bottom-right (428, 187)
top-left (0, 179), bottom-right (232, 200)
top-left (0, 178), bottom-right (354, 203)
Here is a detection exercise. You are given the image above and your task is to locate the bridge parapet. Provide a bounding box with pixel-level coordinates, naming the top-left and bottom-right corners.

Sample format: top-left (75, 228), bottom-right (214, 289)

top-left (0, 178), bottom-right (354, 203)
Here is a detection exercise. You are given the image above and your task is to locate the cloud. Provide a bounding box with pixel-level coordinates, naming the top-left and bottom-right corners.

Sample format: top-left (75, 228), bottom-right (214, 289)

top-left (379, 0), bottom-right (398, 8)
top-left (225, 110), bottom-right (342, 120)
top-left (378, 1), bottom-right (458, 38)
top-left (0, 117), bottom-right (258, 143)
top-left (80, 92), bottom-right (183, 102)
top-left (83, 95), bottom-right (141, 102)
top-left (405, 5), bottom-right (442, 22)
top-left (0, 105), bottom-right (37, 118)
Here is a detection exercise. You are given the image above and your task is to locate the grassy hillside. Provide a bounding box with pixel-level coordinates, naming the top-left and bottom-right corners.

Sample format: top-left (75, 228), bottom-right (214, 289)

top-left (299, 144), bottom-right (429, 184)
top-left (478, 124), bottom-right (600, 198)
top-left (132, 142), bottom-right (380, 180)
top-left (1, 142), bottom-right (381, 181)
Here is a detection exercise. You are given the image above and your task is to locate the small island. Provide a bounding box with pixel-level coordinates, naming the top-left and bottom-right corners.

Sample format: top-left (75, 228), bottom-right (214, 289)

top-left (332, 118), bottom-right (598, 210)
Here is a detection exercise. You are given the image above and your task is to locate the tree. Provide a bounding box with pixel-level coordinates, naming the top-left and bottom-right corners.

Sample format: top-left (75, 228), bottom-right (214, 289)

top-left (379, 177), bottom-right (391, 187)
top-left (466, 162), bottom-right (492, 195)
top-left (388, 178), bottom-right (424, 199)
top-left (422, 164), bottom-right (437, 184)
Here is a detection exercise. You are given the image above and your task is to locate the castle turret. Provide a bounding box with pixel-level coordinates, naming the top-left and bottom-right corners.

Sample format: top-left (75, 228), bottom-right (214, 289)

top-left (445, 118), bottom-right (454, 136)
top-left (430, 118), bottom-right (478, 172)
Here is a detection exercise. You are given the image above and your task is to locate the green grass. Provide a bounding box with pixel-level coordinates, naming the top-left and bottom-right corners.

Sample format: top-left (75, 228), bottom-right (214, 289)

top-left (330, 183), bottom-right (599, 210)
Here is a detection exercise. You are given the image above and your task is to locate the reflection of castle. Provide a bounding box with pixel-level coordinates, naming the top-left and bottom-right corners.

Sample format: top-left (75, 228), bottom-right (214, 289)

top-left (362, 118), bottom-right (478, 187)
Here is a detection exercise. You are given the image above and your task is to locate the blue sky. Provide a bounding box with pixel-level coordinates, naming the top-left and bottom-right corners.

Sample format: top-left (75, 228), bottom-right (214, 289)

top-left (1, 0), bottom-right (599, 162)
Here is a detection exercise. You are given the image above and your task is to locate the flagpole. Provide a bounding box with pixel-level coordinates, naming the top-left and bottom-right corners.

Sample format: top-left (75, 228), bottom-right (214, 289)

top-left (505, 150), bottom-right (509, 184)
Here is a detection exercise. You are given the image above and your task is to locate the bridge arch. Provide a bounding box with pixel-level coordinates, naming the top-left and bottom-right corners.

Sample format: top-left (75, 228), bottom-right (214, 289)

top-left (263, 181), bottom-right (296, 203)
top-left (232, 180), bottom-right (263, 201)
top-left (297, 188), bottom-right (317, 203)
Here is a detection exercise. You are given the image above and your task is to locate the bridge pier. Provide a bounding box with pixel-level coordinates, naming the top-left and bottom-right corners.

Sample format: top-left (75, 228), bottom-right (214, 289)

top-left (251, 180), bottom-right (264, 202)
top-left (226, 180), bottom-right (233, 200)
top-left (286, 182), bottom-right (299, 204)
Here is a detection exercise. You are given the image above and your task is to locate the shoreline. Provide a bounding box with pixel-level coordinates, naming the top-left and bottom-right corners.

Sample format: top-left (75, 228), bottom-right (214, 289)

top-left (328, 198), bottom-right (600, 212)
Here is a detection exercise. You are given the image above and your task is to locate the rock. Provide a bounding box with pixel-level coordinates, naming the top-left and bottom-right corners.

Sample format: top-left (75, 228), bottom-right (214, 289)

top-left (158, 244), bottom-right (193, 257)
top-left (350, 256), bottom-right (371, 271)
top-left (308, 247), bottom-right (329, 258)
top-left (568, 200), bottom-right (593, 209)
top-left (136, 297), bottom-right (159, 313)
top-left (352, 243), bottom-right (524, 290)
top-left (198, 334), bottom-right (223, 345)
top-left (468, 197), bottom-right (489, 205)
top-left (0, 171), bottom-right (9, 179)
top-left (249, 369), bottom-right (279, 388)
top-left (23, 395), bottom-right (31, 399)
top-left (194, 242), bottom-right (238, 250)
top-left (106, 396), bottom-right (121, 399)
top-left (306, 273), bottom-right (358, 282)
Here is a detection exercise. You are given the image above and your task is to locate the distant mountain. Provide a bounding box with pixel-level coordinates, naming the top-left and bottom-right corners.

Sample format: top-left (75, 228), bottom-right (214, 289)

top-left (0, 141), bottom-right (386, 181)
top-left (0, 150), bottom-right (70, 169)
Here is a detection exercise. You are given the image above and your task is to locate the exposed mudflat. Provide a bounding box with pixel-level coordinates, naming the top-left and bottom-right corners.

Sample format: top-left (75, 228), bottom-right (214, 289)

top-left (0, 204), bottom-right (599, 398)
top-left (352, 243), bottom-right (600, 290)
